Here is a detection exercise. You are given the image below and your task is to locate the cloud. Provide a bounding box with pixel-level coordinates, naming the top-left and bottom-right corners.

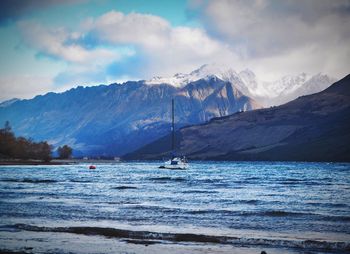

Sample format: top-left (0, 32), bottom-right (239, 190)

top-left (196, 0), bottom-right (350, 56)
top-left (78, 10), bottom-right (238, 77)
top-left (0, 75), bottom-right (54, 101)
top-left (81, 11), bottom-right (171, 49)
top-left (18, 20), bottom-right (129, 64)
top-left (190, 0), bottom-right (350, 79)
top-left (17, 10), bottom-right (238, 88)
top-left (17, 18), bottom-right (137, 88)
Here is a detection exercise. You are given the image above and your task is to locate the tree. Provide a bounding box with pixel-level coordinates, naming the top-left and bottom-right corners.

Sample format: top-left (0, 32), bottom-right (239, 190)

top-left (0, 121), bottom-right (16, 157)
top-left (0, 121), bottom-right (52, 161)
top-left (37, 141), bottom-right (52, 162)
top-left (13, 137), bottom-right (30, 159)
top-left (4, 121), bottom-right (11, 133)
top-left (57, 145), bottom-right (73, 159)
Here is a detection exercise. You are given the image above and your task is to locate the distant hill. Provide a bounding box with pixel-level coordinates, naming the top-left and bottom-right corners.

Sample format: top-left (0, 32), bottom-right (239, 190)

top-left (0, 77), bottom-right (259, 156)
top-left (125, 74), bottom-right (350, 162)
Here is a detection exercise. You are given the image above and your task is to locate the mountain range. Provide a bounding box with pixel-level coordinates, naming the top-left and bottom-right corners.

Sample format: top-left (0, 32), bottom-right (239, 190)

top-left (0, 65), bottom-right (337, 156)
top-left (125, 74), bottom-right (350, 162)
top-left (147, 64), bottom-right (336, 106)
top-left (0, 76), bottom-right (258, 156)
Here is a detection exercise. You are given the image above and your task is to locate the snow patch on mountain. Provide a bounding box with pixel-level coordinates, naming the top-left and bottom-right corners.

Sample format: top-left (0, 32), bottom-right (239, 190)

top-left (146, 64), bottom-right (336, 106)
top-left (146, 64), bottom-right (228, 87)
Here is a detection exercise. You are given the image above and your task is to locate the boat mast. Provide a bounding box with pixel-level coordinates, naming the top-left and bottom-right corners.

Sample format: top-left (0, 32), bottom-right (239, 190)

top-left (172, 98), bottom-right (175, 152)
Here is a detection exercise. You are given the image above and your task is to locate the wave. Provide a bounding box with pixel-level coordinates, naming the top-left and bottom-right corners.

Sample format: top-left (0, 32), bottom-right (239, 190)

top-left (148, 177), bottom-right (186, 182)
top-left (246, 210), bottom-right (349, 220)
top-left (181, 190), bottom-right (218, 194)
top-left (112, 186), bottom-right (138, 190)
top-left (124, 239), bottom-right (161, 245)
top-left (250, 211), bottom-right (350, 222)
top-left (0, 178), bottom-right (57, 184)
top-left (186, 209), bottom-right (218, 214)
top-left (11, 224), bottom-right (350, 251)
top-left (306, 202), bottom-right (349, 208)
top-left (69, 179), bottom-right (91, 183)
top-left (106, 201), bottom-right (139, 205)
top-left (185, 209), bottom-right (350, 221)
top-left (321, 215), bottom-right (350, 222)
top-left (184, 209), bottom-right (306, 217)
top-left (198, 178), bottom-right (227, 184)
top-left (120, 206), bottom-right (349, 222)
top-left (244, 177), bottom-right (261, 181)
top-left (279, 181), bottom-right (332, 186)
top-left (277, 178), bottom-right (333, 186)
top-left (262, 210), bottom-right (302, 217)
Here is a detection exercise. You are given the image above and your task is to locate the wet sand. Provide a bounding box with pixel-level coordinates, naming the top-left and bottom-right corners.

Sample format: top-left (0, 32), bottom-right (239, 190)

top-left (0, 230), bottom-right (300, 254)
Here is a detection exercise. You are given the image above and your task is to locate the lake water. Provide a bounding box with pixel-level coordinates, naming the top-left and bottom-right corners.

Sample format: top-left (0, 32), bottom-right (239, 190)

top-left (0, 161), bottom-right (349, 254)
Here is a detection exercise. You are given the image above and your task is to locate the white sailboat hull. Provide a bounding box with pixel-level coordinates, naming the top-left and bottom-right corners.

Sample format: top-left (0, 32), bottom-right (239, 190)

top-left (160, 164), bottom-right (188, 170)
top-left (159, 158), bottom-right (188, 170)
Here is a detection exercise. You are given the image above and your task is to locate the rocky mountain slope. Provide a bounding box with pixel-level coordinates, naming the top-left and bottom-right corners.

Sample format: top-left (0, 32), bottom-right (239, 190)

top-left (0, 77), bottom-right (259, 156)
top-left (125, 74), bottom-right (350, 162)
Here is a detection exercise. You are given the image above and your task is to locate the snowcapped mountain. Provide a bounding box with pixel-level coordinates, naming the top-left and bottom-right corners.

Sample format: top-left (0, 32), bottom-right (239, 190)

top-left (0, 77), bottom-right (260, 156)
top-left (281, 73), bottom-right (336, 100)
top-left (268, 73), bottom-right (310, 96)
top-left (0, 64), bottom-right (336, 156)
top-left (146, 64), bottom-right (336, 106)
top-left (146, 63), bottom-right (239, 88)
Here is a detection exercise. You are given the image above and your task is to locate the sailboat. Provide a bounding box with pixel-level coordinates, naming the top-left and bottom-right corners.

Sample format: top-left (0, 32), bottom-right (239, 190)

top-left (159, 99), bottom-right (188, 170)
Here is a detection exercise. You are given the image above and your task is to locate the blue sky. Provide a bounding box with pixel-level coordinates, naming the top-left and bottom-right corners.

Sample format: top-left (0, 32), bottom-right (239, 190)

top-left (0, 0), bottom-right (349, 101)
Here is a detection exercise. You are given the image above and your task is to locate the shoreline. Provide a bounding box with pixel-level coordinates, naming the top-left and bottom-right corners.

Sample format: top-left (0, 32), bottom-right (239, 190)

top-left (1, 159), bottom-right (350, 166)
top-left (0, 160), bottom-right (65, 166)
top-left (0, 159), bottom-right (122, 166)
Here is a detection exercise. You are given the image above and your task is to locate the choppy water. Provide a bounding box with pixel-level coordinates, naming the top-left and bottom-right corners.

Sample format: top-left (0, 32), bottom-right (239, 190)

top-left (0, 161), bottom-right (349, 254)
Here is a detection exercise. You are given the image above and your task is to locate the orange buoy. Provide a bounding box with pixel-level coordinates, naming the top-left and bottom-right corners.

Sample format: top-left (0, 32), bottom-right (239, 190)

top-left (89, 165), bottom-right (96, 169)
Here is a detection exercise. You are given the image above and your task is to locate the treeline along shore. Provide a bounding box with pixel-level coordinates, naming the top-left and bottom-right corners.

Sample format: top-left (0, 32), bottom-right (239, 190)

top-left (0, 121), bottom-right (51, 162)
top-left (0, 121), bottom-right (71, 165)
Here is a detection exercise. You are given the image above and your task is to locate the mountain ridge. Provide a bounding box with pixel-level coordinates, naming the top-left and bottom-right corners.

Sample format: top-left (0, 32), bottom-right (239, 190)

top-left (0, 65), bottom-right (338, 157)
top-left (146, 64), bottom-right (336, 106)
top-left (0, 77), bottom-right (259, 156)
top-left (124, 74), bottom-right (350, 162)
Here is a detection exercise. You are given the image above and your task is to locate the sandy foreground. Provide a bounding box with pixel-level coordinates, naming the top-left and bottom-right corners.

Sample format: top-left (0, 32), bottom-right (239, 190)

top-left (0, 230), bottom-right (303, 254)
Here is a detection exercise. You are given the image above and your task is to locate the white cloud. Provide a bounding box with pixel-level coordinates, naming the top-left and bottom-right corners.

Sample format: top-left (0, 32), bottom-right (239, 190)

top-left (200, 0), bottom-right (350, 54)
top-left (17, 11), bottom-right (240, 87)
top-left (192, 0), bottom-right (350, 80)
top-left (16, 18), bottom-right (138, 92)
top-left (0, 75), bottom-right (54, 101)
top-left (18, 20), bottom-right (125, 64)
top-left (81, 10), bottom-right (239, 77)
top-left (82, 11), bottom-right (171, 49)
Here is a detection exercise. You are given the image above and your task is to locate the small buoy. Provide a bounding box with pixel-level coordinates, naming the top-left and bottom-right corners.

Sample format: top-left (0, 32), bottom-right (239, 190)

top-left (89, 165), bottom-right (96, 169)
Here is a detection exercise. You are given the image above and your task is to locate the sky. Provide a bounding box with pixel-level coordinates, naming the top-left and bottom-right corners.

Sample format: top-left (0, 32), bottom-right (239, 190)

top-left (0, 0), bottom-right (349, 101)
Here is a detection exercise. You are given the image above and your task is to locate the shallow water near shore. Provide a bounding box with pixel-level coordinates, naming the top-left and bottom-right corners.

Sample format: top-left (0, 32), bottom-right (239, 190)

top-left (0, 161), bottom-right (349, 253)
